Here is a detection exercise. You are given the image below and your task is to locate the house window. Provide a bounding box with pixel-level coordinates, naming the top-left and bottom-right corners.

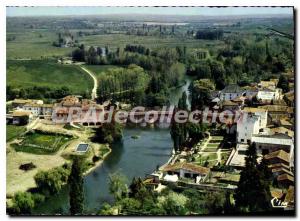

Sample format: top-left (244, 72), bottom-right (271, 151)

top-left (241, 139), bottom-right (244, 142)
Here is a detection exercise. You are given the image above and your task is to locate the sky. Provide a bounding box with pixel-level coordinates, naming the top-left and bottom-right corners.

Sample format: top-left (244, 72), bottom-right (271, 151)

top-left (6, 6), bottom-right (294, 17)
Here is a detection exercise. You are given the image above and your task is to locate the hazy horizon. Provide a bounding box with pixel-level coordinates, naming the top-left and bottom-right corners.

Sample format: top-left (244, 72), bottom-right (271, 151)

top-left (7, 6), bottom-right (293, 17)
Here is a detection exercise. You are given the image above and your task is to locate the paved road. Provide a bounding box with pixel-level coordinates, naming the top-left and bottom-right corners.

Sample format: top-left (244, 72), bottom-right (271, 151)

top-left (79, 66), bottom-right (98, 100)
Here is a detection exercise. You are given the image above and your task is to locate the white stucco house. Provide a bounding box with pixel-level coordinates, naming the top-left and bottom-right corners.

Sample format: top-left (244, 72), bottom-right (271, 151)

top-left (256, 88), bottom-right (282, 102)
top-left (162, 162), bottom-right (210, 184)
top-left (23, 103), bottom-right (53, 117)
top-left (236, 107), bottom-right (268, 143)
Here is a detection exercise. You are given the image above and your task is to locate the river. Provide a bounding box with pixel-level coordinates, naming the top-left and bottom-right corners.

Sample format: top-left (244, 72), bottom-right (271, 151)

top-left (33, 75), bottom-right (193, 215)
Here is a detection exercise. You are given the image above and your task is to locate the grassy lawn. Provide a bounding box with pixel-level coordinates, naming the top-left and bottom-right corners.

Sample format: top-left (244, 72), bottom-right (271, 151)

top-left (206, 143), bottom-right (220, 148)
top-left (203, 147), bottom-right (218, 152)
top-left (12, 132), bottom-right (73, 154)
top-left (210, 136), bottom-right (224, 141)
top-left (220, 151), bottom-right (231, 165)
top-left (197, 153), bottom-right (218, 162)
top-left (6, 125), bottom-right (26, 142)
top-left (7, 60), bottom-right (93, 94)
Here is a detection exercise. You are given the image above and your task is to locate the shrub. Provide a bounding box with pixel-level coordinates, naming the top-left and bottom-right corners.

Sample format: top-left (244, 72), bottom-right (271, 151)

top-left (11, 192), bottom-right (35, 215)
top-left (19, 162), bottom-right (36, 171)
top-left (92, 155), bottom-right (101, 163)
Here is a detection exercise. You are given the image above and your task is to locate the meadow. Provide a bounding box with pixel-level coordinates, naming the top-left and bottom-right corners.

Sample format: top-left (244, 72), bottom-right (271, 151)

top-left (7, 30), bottom-right (73, 59)
top-left (7, 28), bottom-right (225, 60)
top-left (79, 33), bottom-right (224, 51)
top-left (7, 60), bottom-right (94, 94)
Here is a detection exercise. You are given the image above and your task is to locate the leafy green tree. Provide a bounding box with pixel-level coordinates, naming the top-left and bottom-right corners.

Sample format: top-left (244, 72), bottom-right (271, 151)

top-left (190, 79), bottom-right (215, 110)
top-left (158, 191), bottom-right (188, 215)
top-left (178, 92), bottom-right (188, 110)
top-left (92, 122), bottom-right (123, 144)
top-left (34, 166), bottom-right (69, 195)
top-left (11, 192), bottom-right (35, 215)
top-left (108, 172), bottom-right (128, 201)
top-left (69, 157), bottom-right (84, 215)
top-left (277, 74), bottom-right (289, 93)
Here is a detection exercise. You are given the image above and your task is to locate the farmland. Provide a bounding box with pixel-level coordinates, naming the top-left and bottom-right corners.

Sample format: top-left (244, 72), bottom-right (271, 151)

top-left (7, 60), bottom-right (94, 94)
top-left (7, 30), bottom-right (73, 59)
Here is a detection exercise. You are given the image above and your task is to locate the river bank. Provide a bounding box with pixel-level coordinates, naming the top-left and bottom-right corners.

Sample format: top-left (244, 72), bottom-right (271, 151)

top-left (32, 75), bottom-right (193, 215)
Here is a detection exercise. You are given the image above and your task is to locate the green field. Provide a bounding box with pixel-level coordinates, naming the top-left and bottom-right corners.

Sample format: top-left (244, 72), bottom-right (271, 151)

top-left (7, 60), bottom-right (93, 93)
top-left (12, 131), bottom-right (72, 154)
top-left (7, 30), bottom-right (73, 59)
top-left (206, 143), bottom-right (220, 148)
top-left (6, 125), bottom-right (26, 142)
top-left (7, 29), bottom-right (225, 59)
top-left (79, 33), bottom-right (224, 51)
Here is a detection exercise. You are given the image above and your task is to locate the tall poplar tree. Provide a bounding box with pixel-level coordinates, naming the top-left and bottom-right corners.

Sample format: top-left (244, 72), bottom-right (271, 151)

top-left (69, 157), bottom-right (84, 215)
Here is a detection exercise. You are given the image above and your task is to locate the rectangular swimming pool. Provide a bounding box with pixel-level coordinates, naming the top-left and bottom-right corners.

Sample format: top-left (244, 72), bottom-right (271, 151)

top-left (76, 143), bottom-right (89, 152)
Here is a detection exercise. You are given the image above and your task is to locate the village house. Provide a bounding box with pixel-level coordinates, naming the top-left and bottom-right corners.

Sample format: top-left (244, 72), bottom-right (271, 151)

top-left (23, 103), bottom-right (53, 117)
top-left (251, 133), bottom-right (294, 154)
top-left (52, 95), bottom-right (105, 125)
top-left (12, 99), bottom-right (43, 109)
top-left (220, 100), bottom-right (240, 111)
top-left (242, 86), bottom-right (259, 98)
top-left (256, 88), bottom-right (282, 103)
top-left (219, 84), bottom-right (245, 101)
top-left (12, 110), bottom-right (33, 125)
top-left (161, 162), bottom-right (210, 184)
top-left (260, 105), bottom-right (294, 124)
top-left (255, 79), bottom-right (282, 104)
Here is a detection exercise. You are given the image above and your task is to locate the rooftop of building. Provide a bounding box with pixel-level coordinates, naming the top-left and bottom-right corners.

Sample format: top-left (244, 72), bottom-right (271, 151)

top-left (221, 84), bottom-right (243, 93)
top-left (243, 107), bottom-right (267, 113)
top-left (12, 110), bottom-right (32, 117)
top-left (260, 105), bottom-right (290, 112)
top-left (271, 127), bottom-right (294, 137)
top-left (162, 162), bottom-right (210, 174)
top-left (264, 150), bottom-right (290, 163)
top-left (222, 100), bottom-right (240, 106)
top-left (252, 134), bottom-right (293, 146)
top-left (277, 173), bottom-right (294, 182)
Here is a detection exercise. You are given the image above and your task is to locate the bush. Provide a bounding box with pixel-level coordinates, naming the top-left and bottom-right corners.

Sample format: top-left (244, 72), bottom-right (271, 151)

top-left (11, 192), bottom-right (35, 215)
top-left (19, 162), bottom-right (36, 171)
top-left (34, 166), bottom-right (70, 195)
top-left (92, 155), bottom-right (101, 163)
